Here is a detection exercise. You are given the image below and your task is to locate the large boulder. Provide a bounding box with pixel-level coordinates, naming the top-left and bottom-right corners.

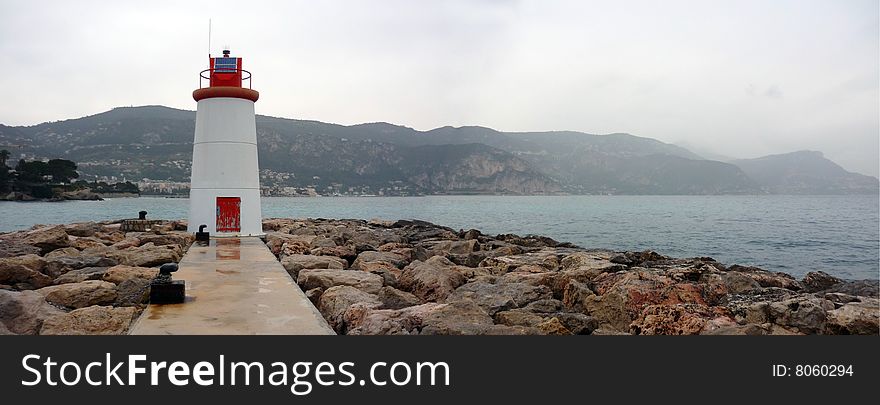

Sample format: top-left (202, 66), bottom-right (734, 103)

top-left (397, 256), bottom-right (468, 302)
top-left (281, 255), bottom-right (347, 278)
top-left (297, 269), bottom-right (383, 294)
top-left (346, 303), bottom-right (445, 335)
top-left (0, 256), bottom-right (53, 289)
top-left (114, 278), bottom-right (152, 307)
top-left (447, 281), bottom-right (553, 315)
top-left (728, 265), bottom-right (802, 291)
top-left (118, 244), bottom-right (182, 267)
top-left (43, 252), bottom-right (118, 278)
top-left (62, 222), bottom-right (104, 237)
top-left (378, 286), bottom-right (422, 310)
top-left (429, 239), bottom-right (479, 256)
top-left (40, 305), bottom-right (137, 335)
top-left (744, 296), bottom-right (834, 334)
top-left (318, 286), bottom-right (382, 333)
top-left (630, 304), bottom-right (730, 335)
top-left (0, 289), bottom-right (65, 334)
top-left (102, 265), bottom-right (158, 284)
top-left (36, 280), bottom-right (117, 309)
top-left (801, 271), bottom-right (843, 293)
top-left (0, 240), bottom-right (41, 258)
top-left (265, 233), bottom-right (314, 256)
top-left (576, 270), bottom-right (706, 331)
top-left (420, 300), bottom-right (520, 335)
top-left (18, 225), bottom-right (70, 254)
top-left (135, 232), bottom-right (194, 247)
top-left (824, 297), bottom-right (879, 335)
top-left (351, 251), bottom-right (409, 270)
top-left (53, 267), bottom-right (109, 284)
top-left (479, 250), bottom-right (561, 273)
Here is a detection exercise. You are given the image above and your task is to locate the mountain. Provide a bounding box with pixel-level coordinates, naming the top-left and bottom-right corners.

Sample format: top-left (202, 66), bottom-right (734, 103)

top-left (731, 151), bottom-right (879, 194)
top-left (1, 106), bottom-right (875, 195)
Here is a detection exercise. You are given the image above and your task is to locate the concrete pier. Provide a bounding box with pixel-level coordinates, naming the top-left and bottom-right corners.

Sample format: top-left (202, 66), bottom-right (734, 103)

top-left (130, 238), bottom-right (334, 335)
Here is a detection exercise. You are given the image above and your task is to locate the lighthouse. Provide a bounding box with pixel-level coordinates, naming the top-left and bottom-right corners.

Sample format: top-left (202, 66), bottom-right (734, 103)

top-left (187, 49), bottom-right (263, 237)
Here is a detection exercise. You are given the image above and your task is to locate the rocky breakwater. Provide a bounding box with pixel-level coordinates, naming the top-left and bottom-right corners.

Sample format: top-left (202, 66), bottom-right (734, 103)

top-left (0, 221), bottom-right (193, 335)
top-left (266, 218), bottom-right (880, 335)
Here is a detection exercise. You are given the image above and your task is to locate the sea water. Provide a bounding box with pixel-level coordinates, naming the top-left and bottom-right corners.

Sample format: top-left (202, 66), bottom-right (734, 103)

top-left (1, 195), bottom-right (877, 280)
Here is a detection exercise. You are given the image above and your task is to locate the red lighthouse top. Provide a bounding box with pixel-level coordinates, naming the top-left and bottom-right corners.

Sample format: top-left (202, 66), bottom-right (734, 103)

top-left (193, 49), bottom-right (259, 102)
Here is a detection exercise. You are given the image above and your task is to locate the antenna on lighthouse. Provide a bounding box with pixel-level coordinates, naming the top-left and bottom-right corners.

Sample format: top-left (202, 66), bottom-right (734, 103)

top-left (207, 18), bottom-right (212, 58)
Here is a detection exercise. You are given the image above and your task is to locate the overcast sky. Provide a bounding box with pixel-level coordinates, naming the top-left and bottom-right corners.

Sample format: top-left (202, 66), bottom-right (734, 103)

top-left (1, 0), bottom-right (877, 176)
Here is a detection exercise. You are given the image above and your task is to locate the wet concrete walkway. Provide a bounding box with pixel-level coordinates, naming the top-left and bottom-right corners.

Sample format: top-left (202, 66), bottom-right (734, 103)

top-left (130, 238), bottom-right (334, 335)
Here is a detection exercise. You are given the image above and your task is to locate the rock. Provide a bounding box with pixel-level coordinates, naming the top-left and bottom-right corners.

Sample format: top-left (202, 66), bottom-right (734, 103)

top-left (577, 270), bottom-right (707, 331)
top-left (747, 296), bottom-right (835, 334)
top-left (479, 250), bottom-right (561, 273)
top-left (114, 278), bottom-right (152, 306)
top-left (135, 233), bottom-right (193, 247)
top-left (398, 256), bottom-right (468, 302)
top-left (43, 253), bottom-right (118, 278)
top-left (18, 225), bottom-right (70, 254)
top-left (318, 286), bottom-right (382, 333)
top-left (305, 288), bottom-right (323, 306)
top-left (266, 232), bottom-right (314, 256)
top-left (297, 269), bottom-right (383, 294)
top-left (351, 250), bottom-right (409, 270)
top-left (820, 280), bottom-right (879, 298)
top-left (40, 305), bottom-right (137, 335)
top-left (495, 309), bottom-right (544, 327)
top-left (461, 229), bottom-right (482, 240)
top-left (0, 262), bottom-right (53, 289)
top-left (68, 236), bottom-right (109, 250)
top-left (378, 286), bottom-right (422, 309)
top-left (537, 317), bottom-right (571, 335)
top-left (63, 222), bottom-right (104, 237)
top-left (0, 240), bottom-right (41, 258)
top-left (102, 265), bottom-right (159, 284)
top-left (118, 244), bottom-right (182, 267)
top-left (609, 250), bottom-right (668, 267)
top-left (346, 303), bottom-right (445, 335)
top-left (560, 252), bottom-right (616, 271)
top-left (824, 297), bottom-right (879, 335)
top-left (524, 298), bottom-right (565, 313)
top-left (701, 323), bottom-right (771, 335)
top-left (721, 272), bottom-right (762, 294)
top-left (447, 281), bottom-right (553, 315)
top-left (53, 267), bottom-right (109, 284)
top-left (419, 300), bottom-right (496, 335)
top-left (802, 271), bottom-right (843, 293)
top-left (554, 312), bottom-right (598, 335)
top-left (429, 239), bottom-right (479, 256)
top-left (44, 247), bottom-right (81, 259)
top-left (630, 304), bottom-right (723, 335)
top-left (36, 280), bottom-right (117, 309)
top-left (282, 254), bottom-right (347, 279)
top-left (310, 236), bottom-right (337, 248)
top-left (562, 280), bottom-right (596, 312)
top-left (728, 265), bottom-right (802, 291)
top-left (0, 289), bottom-right (65, 334)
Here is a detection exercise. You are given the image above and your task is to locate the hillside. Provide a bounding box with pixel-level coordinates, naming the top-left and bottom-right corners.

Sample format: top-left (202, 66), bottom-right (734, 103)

top-left (1, 106), bottom-right (875, 195)
top-left (732, 151), bottom-right (879, 194)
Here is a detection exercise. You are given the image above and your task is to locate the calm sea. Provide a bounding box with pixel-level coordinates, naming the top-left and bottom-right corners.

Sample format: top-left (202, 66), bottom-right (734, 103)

top-left (1, 195), bottom-right (877, 280)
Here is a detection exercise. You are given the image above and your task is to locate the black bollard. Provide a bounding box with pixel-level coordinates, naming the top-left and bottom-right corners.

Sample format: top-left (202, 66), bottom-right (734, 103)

top-left (195, 224), bottom-right (210, 242)
top-left (149, 262), bottom-right (185, 304)
top-left (138, 211), bottom-right (147, 220)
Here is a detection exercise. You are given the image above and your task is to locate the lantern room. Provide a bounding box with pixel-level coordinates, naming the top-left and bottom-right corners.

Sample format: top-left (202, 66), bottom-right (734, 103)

top-left (209, 49), bottom-right (243, 87)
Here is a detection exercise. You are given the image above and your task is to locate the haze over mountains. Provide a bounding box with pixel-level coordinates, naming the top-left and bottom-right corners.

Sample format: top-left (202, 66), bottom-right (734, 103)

top-left (0, 106), bottom-right (876, 195)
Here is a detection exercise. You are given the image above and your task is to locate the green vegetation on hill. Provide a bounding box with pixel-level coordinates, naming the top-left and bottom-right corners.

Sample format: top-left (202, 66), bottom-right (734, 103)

top-left (0, 152), bottom-right (139, 200)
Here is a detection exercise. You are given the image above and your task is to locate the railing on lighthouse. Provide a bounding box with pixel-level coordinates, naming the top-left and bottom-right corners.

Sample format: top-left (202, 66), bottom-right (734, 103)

top-left (192, 49), bottom-right (259, 103)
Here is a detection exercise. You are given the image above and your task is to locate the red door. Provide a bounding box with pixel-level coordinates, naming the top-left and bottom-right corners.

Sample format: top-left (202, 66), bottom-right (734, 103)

top-left (216, 197), bottom-right (241, 232)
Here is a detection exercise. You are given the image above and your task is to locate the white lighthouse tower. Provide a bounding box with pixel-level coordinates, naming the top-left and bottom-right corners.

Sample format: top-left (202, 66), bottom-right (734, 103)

top-left (187, 49), bottom-right (263, 237)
